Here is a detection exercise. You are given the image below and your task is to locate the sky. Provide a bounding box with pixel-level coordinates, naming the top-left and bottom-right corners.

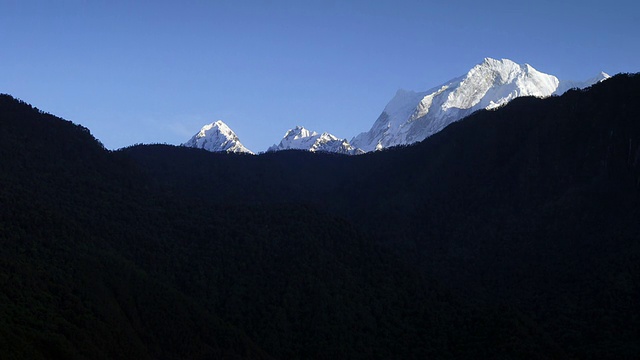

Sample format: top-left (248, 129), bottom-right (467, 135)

top-left (1, 0), bottom-right (638, 152)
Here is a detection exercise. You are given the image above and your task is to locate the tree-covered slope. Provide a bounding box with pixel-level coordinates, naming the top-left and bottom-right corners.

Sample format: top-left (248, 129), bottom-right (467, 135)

top-left (123, 73), bottom-right (640, 359)
top-left (0, 95), bottom-right (274, 360)
top-left (1, 73), bottom-right (640, 359)
top-left (0, 96), bottom-right (551, 359)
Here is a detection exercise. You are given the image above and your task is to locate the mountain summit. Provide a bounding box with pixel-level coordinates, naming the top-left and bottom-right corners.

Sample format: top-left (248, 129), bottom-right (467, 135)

top-left (268, 126), bottom-right (364, 155)
top-left (350, 58), bottom-right (607, 152)
top-left (182, 120), bottom-right (253, 154)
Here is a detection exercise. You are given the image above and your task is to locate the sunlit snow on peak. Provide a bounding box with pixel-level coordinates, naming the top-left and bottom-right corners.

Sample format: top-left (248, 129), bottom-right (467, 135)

top-left (183, 120), bottom-right (254, 154)
top-left (268, 126), bottom-right (364, 155)
top-left (351, 58), bottom-right (603, 152)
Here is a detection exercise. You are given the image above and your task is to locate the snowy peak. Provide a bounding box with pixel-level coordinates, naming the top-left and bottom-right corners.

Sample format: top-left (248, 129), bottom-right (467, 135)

top-left (555, 71), bottom-right (611, 95)
top-left (268, 126), bottom-right (364, 155)
top-left (352, 58), bottom-right (604, 152)
top-left (597, 71), bottom-right (611, 80)
top-left (283, 126), bottom-right (318, 142)
top-left (183, 59), bottom-right (609, 155)
top-left (443, 58), bottom-right (559, 111)
top-left (183, 120), bottom-right (254, 154)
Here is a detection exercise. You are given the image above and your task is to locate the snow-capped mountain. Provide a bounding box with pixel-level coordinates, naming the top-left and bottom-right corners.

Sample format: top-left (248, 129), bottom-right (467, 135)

top-left (554, 71), bottom-right (610, 95)
top-left (268, 126), bottom-right (364, 155)
top-left (183, 120), bottom-right (253, 154)
top-left (181, 59), bottom-right (609, 155)
top-left (351, 58), bottom-right (608, 152)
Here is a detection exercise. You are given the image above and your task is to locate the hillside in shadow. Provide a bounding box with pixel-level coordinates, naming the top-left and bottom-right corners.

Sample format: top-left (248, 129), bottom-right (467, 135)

top-left (2, 74), bottom-right (639, 359)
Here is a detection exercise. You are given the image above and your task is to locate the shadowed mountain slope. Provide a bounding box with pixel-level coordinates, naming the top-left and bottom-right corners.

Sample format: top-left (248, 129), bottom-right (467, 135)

top-left (0, 96), bottom-right (551, 359)
top-left (123, 74), bottom-right (640, 359)
top-left (1, 73), bottom-right (639, 359)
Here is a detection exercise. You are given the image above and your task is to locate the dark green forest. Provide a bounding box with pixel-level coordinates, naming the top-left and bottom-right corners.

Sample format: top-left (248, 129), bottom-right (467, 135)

top-left (1, 74), bottom-right (639, 359)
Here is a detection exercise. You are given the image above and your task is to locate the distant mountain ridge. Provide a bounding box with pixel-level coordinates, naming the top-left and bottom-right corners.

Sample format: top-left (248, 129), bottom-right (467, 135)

top-left (267, 126), bottom-right (364, 155)
top-left (555, 71), bottom-right (610, 95)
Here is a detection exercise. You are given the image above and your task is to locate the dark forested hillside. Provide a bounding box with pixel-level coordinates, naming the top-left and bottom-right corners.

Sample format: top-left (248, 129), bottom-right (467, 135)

top-left (2, 74), bottom-right (640, 359)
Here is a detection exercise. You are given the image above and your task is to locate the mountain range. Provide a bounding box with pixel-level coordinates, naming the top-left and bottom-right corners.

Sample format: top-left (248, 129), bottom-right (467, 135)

top-left (267, 126), bottom-right (364, 155)
top-left (1, 73), bottom-right (639, 359)
top-left (183, 58), bottom-right (609, 154)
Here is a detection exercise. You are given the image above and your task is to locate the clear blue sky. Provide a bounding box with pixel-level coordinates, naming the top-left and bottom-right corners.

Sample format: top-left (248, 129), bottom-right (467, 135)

top-left (1, 0), bottom-right (638, 152)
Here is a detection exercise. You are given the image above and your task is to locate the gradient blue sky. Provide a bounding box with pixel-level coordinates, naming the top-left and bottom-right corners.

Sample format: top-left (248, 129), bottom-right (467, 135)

top-left (1, 0), bottom-right (638, 152)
